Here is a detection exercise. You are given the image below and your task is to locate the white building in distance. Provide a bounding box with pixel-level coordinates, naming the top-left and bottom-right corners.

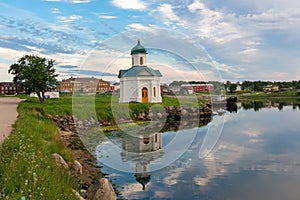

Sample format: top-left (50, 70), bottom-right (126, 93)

top-left (118, 40), bottom-right (162, 103)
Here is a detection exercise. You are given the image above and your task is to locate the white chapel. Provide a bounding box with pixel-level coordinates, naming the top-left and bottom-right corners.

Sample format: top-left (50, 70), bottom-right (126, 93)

top-left (118, 40), bottom-right (162, 103)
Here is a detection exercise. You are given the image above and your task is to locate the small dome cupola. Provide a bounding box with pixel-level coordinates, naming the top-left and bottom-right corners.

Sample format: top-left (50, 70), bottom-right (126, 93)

top-left (131, 39), bottom-right (147, 55)
top-left (131, 39), bottom-right (147, 66)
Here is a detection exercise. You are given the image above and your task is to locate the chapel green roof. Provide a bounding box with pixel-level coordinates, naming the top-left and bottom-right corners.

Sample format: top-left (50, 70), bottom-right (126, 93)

top-left (131, 39), bottom-right (147, 55)
top-left (118, 66), bottom-right (162, 78)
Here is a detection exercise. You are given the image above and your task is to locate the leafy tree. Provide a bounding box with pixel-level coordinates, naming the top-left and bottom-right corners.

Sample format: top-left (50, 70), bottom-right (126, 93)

top-left (188, 81), bottom-right (206, 84)
top-left (229, 83), bottom-right (237, 92)
top-left (296, 81), bottom-right (300, 89)
top-left (8, 55), bottom-right (58, 103)
top-left (169, 81), bottom-right (187, 86)
top-left (277, 82), bottom-right (282, 89)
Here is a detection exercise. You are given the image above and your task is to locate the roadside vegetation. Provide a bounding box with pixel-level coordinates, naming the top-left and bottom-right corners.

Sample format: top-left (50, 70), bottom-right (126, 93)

top-left (0, 99), bottom-right (78, 199)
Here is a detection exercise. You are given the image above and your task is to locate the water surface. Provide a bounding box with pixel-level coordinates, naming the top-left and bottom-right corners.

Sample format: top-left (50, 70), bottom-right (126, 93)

top-left (96, 100), bottom-right (300, 200)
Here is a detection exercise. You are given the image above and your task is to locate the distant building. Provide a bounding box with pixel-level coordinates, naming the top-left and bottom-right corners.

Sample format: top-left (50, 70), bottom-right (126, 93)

top-left (181, 84), bottom-right (214, 93)
top-left (0, 82), bottom-right (17, 95)
top-left (112, 82), bottom-right (120, 91)
top-left (118, 40), bottom-right (162, 103)
top-left (263, 85), bottom-right (279, 92)
top-left (236, 84), bottom-right (242, 91)
top-left (168, 85), bottom-right (181, 94)
top-left (161, 84), bottom-right (171, 95)
top-left (60, 77), bottom-right (110, 93)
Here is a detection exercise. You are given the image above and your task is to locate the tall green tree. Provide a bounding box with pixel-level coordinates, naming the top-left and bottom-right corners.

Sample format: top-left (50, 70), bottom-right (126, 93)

top-left (229, 83), bottom-right (237, 92)
top-left (8, 55), bottom-right (58, 103)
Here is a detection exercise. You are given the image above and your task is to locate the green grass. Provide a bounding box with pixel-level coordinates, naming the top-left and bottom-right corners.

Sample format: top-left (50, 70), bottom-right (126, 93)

top-left (234, 90), bottom-right (300, 98)
top-left (0, 93), bottom-right (208, 199)
top-left (19, 93), bottom-right (206, 123)
top-left (0, 100), bottom-right (78, 199)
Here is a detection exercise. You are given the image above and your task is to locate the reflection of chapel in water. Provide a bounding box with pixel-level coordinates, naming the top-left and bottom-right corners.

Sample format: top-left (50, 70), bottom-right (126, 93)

top-left (121, 132), bottom-right (163, 190)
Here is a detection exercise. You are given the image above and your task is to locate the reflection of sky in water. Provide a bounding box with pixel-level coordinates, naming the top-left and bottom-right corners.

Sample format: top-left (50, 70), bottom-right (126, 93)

top-left (97, 105), bottom-right (300, 200)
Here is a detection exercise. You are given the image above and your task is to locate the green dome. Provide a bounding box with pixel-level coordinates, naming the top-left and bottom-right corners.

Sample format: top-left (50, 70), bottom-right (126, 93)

top-left (131, 39), bottom-right (147, 55)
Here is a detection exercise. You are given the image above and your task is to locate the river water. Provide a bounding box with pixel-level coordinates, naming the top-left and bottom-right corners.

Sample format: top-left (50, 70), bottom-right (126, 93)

top-left (96, 100), bottom-right (300, 200)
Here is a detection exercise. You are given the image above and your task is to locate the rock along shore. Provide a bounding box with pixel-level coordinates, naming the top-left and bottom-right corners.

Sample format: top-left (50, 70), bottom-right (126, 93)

top-left (49, 105), bottom-right (212, 199)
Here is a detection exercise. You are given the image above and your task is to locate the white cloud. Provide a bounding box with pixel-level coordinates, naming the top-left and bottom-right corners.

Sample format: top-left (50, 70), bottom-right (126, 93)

top-left (54, 52), bottom-right (86, 66)
top-left (163, 168), bottom-right (184, 185)
top-left (187, 0), bottom-right (205, 13)
top-left (150, 1), bottom-right (243, 44)
top-left (3, 0), bottom-right (300, 81)
top-left (152, 0), bottom-right (300, 80)
top-left (0, 47), bottom-right (43, 81)
top-left (121, 182), bottom-right (150, 198)
top-left (154, 191), bottom-right (172, 199)
top-left (111, 0), bottom-right (147, 10)
top-left (155, 4), bottom-right (181, 26)
top-left (151, 63), bottom-right (218, 83)
top-left (0, 47), bottom-right (29, 63)
top-left (255, 71), bottom-right (292, 81)
top-left (240, 9), bottom-right (300, 30)
top-left (194, 176), bottom-right (210, 186)
top-left (125, 23), bottom-right (157, 33)
top-left (0, 46), bottom-right (88, 81)
top-left (188, 1), bottom-right (242, 43)
top-left (98, 15), bottom-right (118, 19)
top-left (21, 45), bottom-right (44, 53)
top-left (45, 0), bottom-right (92, 3)
top-left (51, 8), bottom-right (60, 14)
top-left (151, 1), bottom-right (280, 78)
top-left (57, 15), bottom-right (83, 23)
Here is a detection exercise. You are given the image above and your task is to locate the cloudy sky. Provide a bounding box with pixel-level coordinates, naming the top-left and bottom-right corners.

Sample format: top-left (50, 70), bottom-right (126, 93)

top-left (1, 0), bottom-right (300, 82)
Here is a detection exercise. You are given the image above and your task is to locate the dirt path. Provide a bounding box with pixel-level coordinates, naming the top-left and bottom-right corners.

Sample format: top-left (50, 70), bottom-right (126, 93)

top-left (0, 97), bottom-right (23, 144)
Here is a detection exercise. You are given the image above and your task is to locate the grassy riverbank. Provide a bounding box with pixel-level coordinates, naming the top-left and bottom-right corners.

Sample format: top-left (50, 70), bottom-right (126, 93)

top-left (0, 100), bottom-right (78, 199)
top-left (229, 90), bottom-right (300, 98)
top-left (0, 93), bottom-right (207, 199)
top-left (23, 93), bottom-right (206, 121)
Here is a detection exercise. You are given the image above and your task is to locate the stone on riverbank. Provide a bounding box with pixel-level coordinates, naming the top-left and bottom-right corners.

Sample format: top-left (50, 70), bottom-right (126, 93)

top-left (51, 153), bottom-right (68, 169)
top-left (86, 178), bottom-right (117, 200)
top-left (72, 160), bottom-right (83, 175)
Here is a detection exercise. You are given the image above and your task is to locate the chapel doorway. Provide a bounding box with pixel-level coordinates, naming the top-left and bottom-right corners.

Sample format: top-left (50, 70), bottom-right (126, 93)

top-left (142, 87), bottom-right (148, 103)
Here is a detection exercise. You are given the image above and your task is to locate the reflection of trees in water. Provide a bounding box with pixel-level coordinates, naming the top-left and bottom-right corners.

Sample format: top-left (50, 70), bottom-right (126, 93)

top-left (226, 103), bottom-right (237, 113)
top-left (161, 117), bottom-right (211, 132)
top-left (241, 100), bottom-right (300, 111)
top-left (241, 101), bottom-right (264, 111)
top-left (292, 104), bottom-right (300, 110)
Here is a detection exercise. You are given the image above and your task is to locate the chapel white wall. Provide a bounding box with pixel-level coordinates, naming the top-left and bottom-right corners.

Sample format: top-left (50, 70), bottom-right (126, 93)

top-left (119, 76), bottom-right (162, 103)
